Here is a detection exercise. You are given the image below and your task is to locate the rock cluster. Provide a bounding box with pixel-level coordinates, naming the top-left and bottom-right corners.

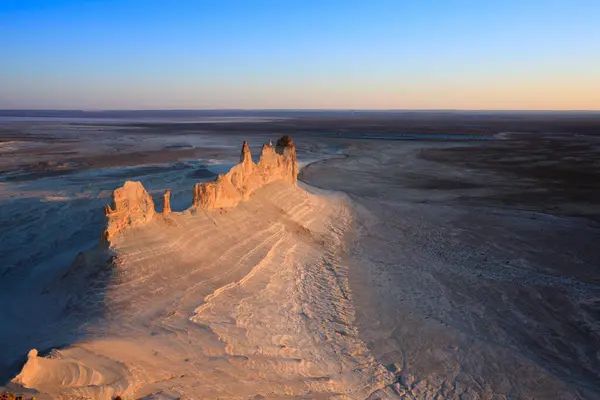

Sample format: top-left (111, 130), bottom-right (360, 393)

top-left (192, 136), bottom-right (297, 209)
top-left (101, 135), bottom-right (297, 243)
top-left (103, 181), bottom-right (156, 242)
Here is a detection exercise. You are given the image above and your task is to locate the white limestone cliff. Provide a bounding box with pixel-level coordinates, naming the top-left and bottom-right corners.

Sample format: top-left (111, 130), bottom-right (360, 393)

top-left (101, 135), bottom-right (297, 243)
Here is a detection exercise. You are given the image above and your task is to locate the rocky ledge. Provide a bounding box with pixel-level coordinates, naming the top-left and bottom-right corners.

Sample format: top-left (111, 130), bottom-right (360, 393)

top-left (102, 135), bottom-right (297, 242)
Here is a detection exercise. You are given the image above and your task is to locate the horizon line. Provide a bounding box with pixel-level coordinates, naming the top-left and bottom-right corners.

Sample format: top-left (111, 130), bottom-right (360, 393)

top-left (1, 108), bottom-right (600, 113)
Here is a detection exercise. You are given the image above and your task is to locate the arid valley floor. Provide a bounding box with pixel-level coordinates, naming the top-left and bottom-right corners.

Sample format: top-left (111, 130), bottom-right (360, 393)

top-left (1, 111), bottom-right (599, 399)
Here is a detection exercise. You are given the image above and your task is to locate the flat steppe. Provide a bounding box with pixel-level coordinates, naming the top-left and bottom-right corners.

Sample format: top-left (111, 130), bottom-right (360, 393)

top-left (1, 112), bottom-right (599, 399)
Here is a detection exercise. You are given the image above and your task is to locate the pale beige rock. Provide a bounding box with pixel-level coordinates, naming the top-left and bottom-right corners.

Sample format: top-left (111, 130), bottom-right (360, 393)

top-left (14, 181), bottom-right (390, 399)
top-left (102, 181), bottom-right (155, 243)
top-left (12, 347), bottom-right (129, 398)
top-left (192, 135), bottom-right (297, 209)
top-left (103, 136), bottom-right (298, 243)
top-left (12, 349), bottom-right (39, 386)
top-left (162, 189), bottom-right (171, 215)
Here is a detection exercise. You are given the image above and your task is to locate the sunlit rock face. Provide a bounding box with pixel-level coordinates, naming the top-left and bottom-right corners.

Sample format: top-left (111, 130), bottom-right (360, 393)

top-left (162, 189), bottom-right (171, 215)
top-left (102, 181), bottom-right (156, 242)
top-left (192, 135), bottom-right (297, 210)
top-left (102, 135), bottom-right (298, 243)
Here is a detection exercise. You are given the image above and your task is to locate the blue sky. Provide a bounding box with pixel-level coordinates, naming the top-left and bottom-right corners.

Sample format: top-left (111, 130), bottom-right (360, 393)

top-left (1, 0), bottom-right (599, 109)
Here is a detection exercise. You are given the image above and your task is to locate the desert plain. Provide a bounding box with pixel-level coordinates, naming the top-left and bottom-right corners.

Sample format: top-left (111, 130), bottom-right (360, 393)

top-left (0, 111), bottom-right (599, 399)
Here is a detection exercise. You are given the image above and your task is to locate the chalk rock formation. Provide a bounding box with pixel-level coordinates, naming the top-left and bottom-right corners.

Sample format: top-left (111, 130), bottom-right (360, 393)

top-left (12, 349), bottom-right (39, 386)
top-left (162, 189), bottom-right (171, 215)
top-left (102, 181), bottom-right (155, 242)
top-left (102, 136), bottom-right (297, 243)
top-left (12, 347), bottom-right (130, 397)
top-left (193, 136), bottom-right (297, 209)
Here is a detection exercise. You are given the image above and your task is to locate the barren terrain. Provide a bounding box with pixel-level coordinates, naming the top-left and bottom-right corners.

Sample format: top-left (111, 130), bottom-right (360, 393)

top-left (1, 111), bottom-right (599, 399)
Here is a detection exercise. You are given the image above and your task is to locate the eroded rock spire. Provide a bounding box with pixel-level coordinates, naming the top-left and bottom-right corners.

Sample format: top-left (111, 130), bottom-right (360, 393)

top-left (163, 189), bottom-right (171, 215)
top-left (102, 181), bottom-right (155, 243)
top-left (103, 136), bottom-right (297, 243)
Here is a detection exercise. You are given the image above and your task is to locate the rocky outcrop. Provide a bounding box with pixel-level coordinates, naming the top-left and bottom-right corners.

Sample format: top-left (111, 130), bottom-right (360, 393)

top-left (12, 349), bottom-right (39, 386)
top-left (162, 189), bottom-right (171, 215)
top-left (102, 181), bottom-right (155, 242)
top-left (192, 135), bottom-right (297, 209)
top-left (101, 136), bottom-right (297, 243)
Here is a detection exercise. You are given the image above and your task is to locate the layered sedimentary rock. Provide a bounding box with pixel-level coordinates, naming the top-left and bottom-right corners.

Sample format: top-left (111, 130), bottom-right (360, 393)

top-left (101, 135), bottom-right (297, 243)
top-left (192, 136), bottom-right (297, 209)
top-left (13, 178), bottom-right (391, 399)
top-left (102, 181), bottom-right (156, 242)
top-left (162, 189), bottom-right (171, 215)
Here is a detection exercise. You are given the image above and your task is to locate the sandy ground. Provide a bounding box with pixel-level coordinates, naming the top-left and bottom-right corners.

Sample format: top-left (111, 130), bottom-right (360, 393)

top-left (1, 114), bottom-right (599, 399)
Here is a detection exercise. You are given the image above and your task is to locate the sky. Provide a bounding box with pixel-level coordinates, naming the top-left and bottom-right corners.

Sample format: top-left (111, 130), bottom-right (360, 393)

top-left (1, 0), bottom-right (599, 110)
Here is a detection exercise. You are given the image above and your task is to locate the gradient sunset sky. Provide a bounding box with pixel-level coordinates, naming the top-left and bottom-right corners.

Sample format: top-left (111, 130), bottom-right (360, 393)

top-left (1, 0), bottom-right (599, 110)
